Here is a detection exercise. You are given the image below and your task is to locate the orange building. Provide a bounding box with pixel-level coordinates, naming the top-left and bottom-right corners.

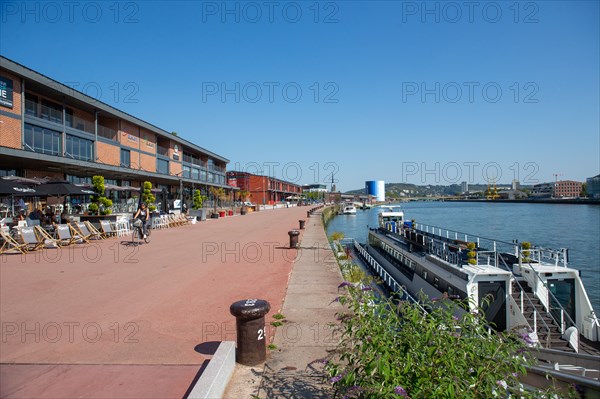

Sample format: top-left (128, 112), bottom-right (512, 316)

top-left (226, 171), bottom-right (302, 205)
top-left (553, 180), bottom-right (582, 198)
top-left (0, 56), bottom-right (230, 203)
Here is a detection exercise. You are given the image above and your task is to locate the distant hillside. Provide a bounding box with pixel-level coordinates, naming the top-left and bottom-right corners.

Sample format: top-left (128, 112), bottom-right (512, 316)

top-left (346, 182), bottom-right (531, 197)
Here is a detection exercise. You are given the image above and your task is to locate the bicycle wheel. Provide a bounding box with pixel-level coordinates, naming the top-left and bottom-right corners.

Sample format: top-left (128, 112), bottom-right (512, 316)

top-left (144, 228), bottom-right (151, 243)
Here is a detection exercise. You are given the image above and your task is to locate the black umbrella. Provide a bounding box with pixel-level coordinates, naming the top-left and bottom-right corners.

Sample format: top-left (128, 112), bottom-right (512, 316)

top-left (36, 181), bottom-right (96, 196)
top-left (0, 179), bottom-right (38, 196)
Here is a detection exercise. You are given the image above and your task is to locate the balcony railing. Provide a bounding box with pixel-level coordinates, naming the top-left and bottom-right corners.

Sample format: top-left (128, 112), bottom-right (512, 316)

top-left (98, 125), bottom-right (117, 141)
top-left (25, 100), bottom-right (63, 124)
top-left (68, 115), bottom-right (94, 134)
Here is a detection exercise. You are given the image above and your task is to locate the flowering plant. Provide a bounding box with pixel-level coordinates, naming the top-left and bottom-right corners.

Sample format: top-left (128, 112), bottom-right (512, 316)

top-left (325, 282), bottom-right (574, 399)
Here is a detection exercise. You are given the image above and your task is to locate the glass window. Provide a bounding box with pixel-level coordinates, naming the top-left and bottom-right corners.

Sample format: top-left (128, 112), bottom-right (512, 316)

top-left (41, 99), bottom-right (63, 124)
top-left (25, 93), bottom-right (38, 116)
top-left (120, 149), bottom-right (131, 168)
top-left (157, 159), bottom-right (169, 174)
top-left (192, 168), bottom-right (199, 180)
top-left (182, 165), bottom-right (191, 178)
top-left (200, 169), bottom-right (207, 181)
top-left (23, 123), bottom-right (61, 156)
top-left (66, 134), bottom-right (93, 161)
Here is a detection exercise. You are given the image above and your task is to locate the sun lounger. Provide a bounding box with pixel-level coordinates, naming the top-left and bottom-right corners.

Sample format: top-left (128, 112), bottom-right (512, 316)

top-left (71, 222), bottom-right (98, 242)
top-left (83, 221), bottom-right (106, 240)
top-left (0, 229), bottom-right (27, 254)
top-left (55, 224), bottom-right (80, 246)
top-left (18, 226), bottom-right (45, 251)
top-left (34, 226), bottom-right (60, 248)
top-left (99, 220), bottom-right (116, 238)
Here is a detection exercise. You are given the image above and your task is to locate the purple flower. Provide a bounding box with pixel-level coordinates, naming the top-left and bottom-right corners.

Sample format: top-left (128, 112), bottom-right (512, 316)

top-left (330, 375), bottom-right (342, 384)
top-left (332, 296), bottom-right (340, 302)
top-left (496, 380), bottom-right (507, 389)
top-left (362, 286), bottom-right (372, 291)
top-left (348, 386), bottom-right (362, 392)
top-left (511, 372), bottom-right (518, 378)
top-left (394, 385), bottom-right (409, 397)
top-left (338, 281), bottom-right (351, 289)
top-left (431, 297), bottom-right (439, 302)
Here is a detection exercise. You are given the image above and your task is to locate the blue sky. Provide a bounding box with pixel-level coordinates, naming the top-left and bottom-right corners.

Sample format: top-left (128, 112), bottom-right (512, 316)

top-left (1, 1), bottom-right (598, 191)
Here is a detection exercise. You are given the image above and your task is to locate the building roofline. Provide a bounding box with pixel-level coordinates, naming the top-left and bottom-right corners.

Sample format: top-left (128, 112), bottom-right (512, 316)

top-left (0, 55), bottom-right (229, 163)
top-left (226, 171), bottom-right (301, 186)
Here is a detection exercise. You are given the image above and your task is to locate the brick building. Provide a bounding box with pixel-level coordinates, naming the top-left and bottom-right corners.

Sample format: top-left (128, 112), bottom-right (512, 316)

top-left (553, 180), bottom-right (582, 198)
top-left (0, 56), bottom-right (229, 206)
top-left (226, 171), bottom-right (301, 205)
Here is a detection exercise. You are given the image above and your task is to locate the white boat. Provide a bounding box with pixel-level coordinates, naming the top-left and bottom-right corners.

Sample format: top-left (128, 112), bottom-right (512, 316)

top-left (352, 206), bottom-right (600, 355)
top-left (341, 204), bottom-right (357, 215)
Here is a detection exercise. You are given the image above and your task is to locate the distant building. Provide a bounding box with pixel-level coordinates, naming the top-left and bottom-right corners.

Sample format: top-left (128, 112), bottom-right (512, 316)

top-left (511, 180), bottom-right (520, 190)
top-left (365, 180), bottom-right (385, 201)
top-left (461, 181), bottom-right (469, 193)
top-left (530, 183), bottom-right (554, 198)
top-left (553, 180), bottom-right (582, 198)
top-left (302, 184), bottom-right (327, 193)
top-left (498, 189), bottom-right (527, 200)
top-left (226, 171), bottom-right (301, 204)
top-left (585, 175), bottom-right (600, 199)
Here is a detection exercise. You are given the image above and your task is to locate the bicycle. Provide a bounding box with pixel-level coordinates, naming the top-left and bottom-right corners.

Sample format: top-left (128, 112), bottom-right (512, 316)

top-left (132, 219), bottom-right (151, 244)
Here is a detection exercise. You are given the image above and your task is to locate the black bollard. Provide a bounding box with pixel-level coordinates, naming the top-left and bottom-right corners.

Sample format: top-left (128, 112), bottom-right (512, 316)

top-left (229, 299), bottom-right (271, 366)
top-left (299, 219), bottom-right (305, 230)
top-left (307, 211), bottom-right (310, 218)
top-left (288, 230), bottom-right (300, 248)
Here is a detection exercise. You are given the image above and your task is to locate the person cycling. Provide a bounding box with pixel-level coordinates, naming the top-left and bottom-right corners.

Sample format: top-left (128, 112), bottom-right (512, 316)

top-left (133, 202), bottom-right (149, 239)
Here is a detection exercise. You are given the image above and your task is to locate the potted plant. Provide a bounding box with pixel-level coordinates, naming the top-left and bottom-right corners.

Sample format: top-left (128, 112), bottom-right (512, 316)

top-left (466, 242), bottom-right (477, 265)
top-left (209, 187), bottom-right (227, 218)
top-left (189, 189), bottom-right (208, 221)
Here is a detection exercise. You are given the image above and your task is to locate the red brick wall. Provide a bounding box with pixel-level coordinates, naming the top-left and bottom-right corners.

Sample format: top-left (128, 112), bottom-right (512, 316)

top-left (0, 71), bottom-right (22, 149)
top-left (120, 120), bottom-right (140, 149)
top-left (140, 153), bottom-right (155, 173)
top-left (97, 141), bottom-right (120, 166)
top-left (139, 127), bottom-right (156, 154)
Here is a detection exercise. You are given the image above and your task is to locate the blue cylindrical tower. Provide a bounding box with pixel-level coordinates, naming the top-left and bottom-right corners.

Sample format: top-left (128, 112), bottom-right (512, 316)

top-left (365, 180), bottom-right (385, 201)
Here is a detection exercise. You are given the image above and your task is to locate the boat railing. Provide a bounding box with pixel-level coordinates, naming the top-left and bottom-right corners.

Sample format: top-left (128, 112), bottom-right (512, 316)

top-left (352, 239), bottom-right (426, 313)
top-left (498, 253), bottom-right (553, 349)
top-left (522, 259), bottom-right (578, 340)
top-left (521, 247), bottom-right (569, 268)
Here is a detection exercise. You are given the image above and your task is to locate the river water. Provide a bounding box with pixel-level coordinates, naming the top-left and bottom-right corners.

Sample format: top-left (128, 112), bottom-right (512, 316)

top-left (326, 201), bottom-right (600, 312)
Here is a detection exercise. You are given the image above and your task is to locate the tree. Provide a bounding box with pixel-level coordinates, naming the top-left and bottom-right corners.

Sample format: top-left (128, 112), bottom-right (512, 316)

top-left (171, 131), bottom-right (178, 136)
top-left (580, 183), bottom-right (587, 198)
top-left (192, 189), bottom-right (207, 210)
top-left (89, 175), bottom-right (113, 215)
top-left (142, 181), bottom-right (156, 211)
top-left (209, 186), bottom-right (226, 212)
top-left (239, 190), bottom-right (250, 202)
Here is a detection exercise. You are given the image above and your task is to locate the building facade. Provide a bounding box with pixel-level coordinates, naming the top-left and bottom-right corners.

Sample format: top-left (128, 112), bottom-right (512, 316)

top-left (226, 171), bottom-right (301, 205)
top-left (0, 56), bottom-right (229, 206)
top-left (586, 175), bottom-right (600, 199)
top-left (553, 180), bottom-right (582, 198)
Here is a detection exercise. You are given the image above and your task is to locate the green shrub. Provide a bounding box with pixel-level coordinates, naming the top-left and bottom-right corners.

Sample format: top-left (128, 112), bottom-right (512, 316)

top-left (325, 285), bottom-right (573, 399)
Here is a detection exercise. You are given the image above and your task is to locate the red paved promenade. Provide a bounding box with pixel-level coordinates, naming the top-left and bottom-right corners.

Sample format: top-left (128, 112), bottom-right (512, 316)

top-left (1, 207), bottom-right (309, 398)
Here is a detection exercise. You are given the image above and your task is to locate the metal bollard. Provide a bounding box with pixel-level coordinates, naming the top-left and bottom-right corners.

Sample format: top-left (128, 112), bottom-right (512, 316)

top-left (307, 211), bottom-right (310, 218)
top-left (299, 219), bottom-right (305, 230)
top-left (288, 230), bottom-right (300, 248)
top-left (229, 299), bottom-right (271, 366)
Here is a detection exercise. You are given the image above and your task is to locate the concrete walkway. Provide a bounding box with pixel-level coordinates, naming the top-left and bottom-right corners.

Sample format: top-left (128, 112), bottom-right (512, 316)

top-left (0, 207), bottom-right (310, 398)
top-left (224, 208), bottom-right (343, 398)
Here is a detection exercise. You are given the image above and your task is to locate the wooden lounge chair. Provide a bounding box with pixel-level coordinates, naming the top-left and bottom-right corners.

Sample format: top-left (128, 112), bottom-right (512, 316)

top-left (0, 229), bottom-right (27, 254)
top-left (99, 220), bottom-right (116, 238)
top-left (18, 226), bottom-right (45, 251)
top-left (55, 224), bottom-right (79, 246)
top-left (83, 221), bottom-right (106, 240)
top-left (71, 222), bottom-right (98, 242)
top-left (34, 226), bottom-right (60, 248)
